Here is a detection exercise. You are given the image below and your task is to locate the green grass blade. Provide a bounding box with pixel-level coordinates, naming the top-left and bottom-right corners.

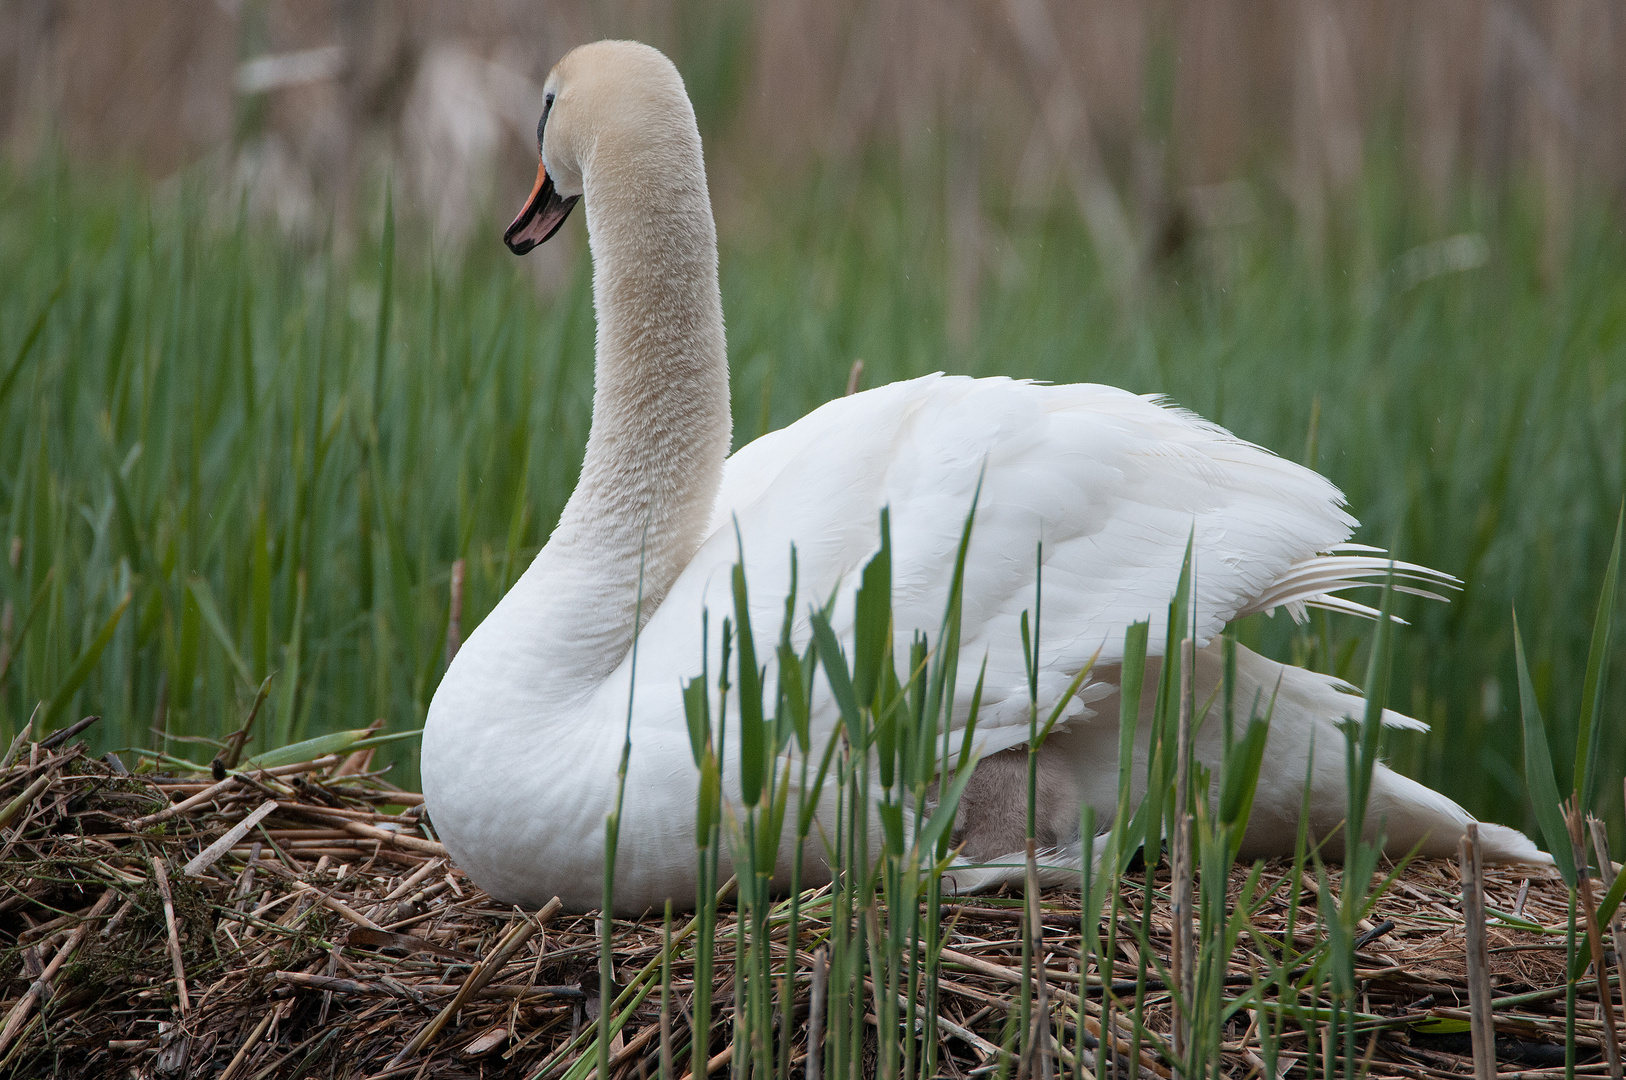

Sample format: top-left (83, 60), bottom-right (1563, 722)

top-left (1347, 561), bottom-right (1396, 847)
top-left (275, 571), bottom-right (306, 745)
top-left (776, 547), bottom-right (809, 754)
top-left (926, 484), bottom-right (981, 747)
top-left (372, 181), bottom-right (394, 431)
top-left (1572, 505), bottom-right (1622, 810)
top-left (0, 571), bottom-right (55, 693)
top-left (683, 674), bottom-right (711, 767)
top-left (777, 642), bottom-right (810, 752)
top-left (1513, 609), bottom-right (1578, 887)
top-left (106, 454), bottom-right (148, 575)
top-left (250, 506), bottom-right (271, 680)
top-left (1597, 860), bottom-right (1626, 930)
top-left (42, 592), bottom-right (131, 731)
top-left (1114, 621), bottom-right (1150, 861)
top-left (811, 609), bottom-right (862, 743)
top-left (731, 529), bottom-right (765, 807)
top-left (187, 576), bottom-right (256, 691)
top-left (1218, 714), bottom-right (1270, 830)
top-left (239, 727), bottom-right (415, 770)
top-left (852, 508), bottom-right (892, 708)
top-left (0, 274), bottom-right (66, 413)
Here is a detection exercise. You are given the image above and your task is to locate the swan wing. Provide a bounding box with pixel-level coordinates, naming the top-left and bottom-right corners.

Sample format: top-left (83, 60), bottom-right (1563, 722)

top-left (599, 374), bottom-right (1397, 757)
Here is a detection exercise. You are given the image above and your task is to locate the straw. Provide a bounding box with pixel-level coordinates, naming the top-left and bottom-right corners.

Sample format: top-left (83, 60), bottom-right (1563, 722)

top-left (0, 732), bottom-right (1605, 1078)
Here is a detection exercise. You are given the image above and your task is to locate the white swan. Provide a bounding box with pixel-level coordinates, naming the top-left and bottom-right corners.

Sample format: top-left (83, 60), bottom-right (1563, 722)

top-left (421, 40), bottom-right (1544, 913)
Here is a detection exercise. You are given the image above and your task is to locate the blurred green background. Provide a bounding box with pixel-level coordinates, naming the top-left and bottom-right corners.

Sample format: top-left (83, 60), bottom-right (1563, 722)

top-left (1, 1), bottom-right (1623, 838)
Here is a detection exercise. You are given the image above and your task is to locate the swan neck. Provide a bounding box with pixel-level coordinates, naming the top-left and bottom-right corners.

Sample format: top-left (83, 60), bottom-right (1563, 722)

top-left (513, 132), bottom-right (730, 691)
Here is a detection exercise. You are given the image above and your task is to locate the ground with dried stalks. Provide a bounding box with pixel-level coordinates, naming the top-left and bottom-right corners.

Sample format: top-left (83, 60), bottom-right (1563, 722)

top-left (2, 730), bottom-right (1618, 1080)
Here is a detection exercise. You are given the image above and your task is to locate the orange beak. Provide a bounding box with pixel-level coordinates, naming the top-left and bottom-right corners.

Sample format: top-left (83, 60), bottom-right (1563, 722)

top-left (504, 161), bottom-right (580, 255)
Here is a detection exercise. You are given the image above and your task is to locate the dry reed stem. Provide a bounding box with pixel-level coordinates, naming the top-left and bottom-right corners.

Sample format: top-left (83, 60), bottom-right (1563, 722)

top-left (289, 880), bottom-right (385, 931)
top-left (130, 773), bottom-right (242, 829)
top-left (446, 558), bottom-right (466, 665)
top-left (0, 720), bottom-right (32, 771)
top-left (0, 769), bottom-right (52, 832)
top-left (1589, 818), bottom-right (1626, 1025)
top-left (1171, 629), bottom-right (1195, 1065)
top-left (390, 898), bottom-right (558, 1065)
top-left (806, 945), bottom-right (827, 1080)
top-left (14, 1), bottom-right (1626, 248)
top-left (1461, 824), bottom-right (1495, 1080)
top-left (151, 854), bottom-right (191, 1015)
top-left (183, 798), bottom-right (279, 877)
top-left (217, 1007), bottom-right (276, 1080)
top-left (1570, 800), bottom-right (1624, 1080)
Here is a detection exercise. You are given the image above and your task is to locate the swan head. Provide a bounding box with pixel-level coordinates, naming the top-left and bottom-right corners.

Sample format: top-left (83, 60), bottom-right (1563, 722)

top-left (505, 40), bottom-right (697, 255)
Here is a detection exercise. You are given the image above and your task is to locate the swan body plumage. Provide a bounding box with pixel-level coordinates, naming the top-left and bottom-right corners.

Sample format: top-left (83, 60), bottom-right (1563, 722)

top-left (421, 40), bottom-right (1545, 914)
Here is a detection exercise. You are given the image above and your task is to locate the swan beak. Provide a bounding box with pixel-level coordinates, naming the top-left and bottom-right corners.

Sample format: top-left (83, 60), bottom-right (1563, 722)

top-left (504, 161), bottom-right (580, 254)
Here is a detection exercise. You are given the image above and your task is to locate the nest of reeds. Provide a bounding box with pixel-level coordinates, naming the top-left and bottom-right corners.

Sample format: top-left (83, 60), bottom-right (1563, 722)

top-left (1, 722), bottom-right (1620, 1080)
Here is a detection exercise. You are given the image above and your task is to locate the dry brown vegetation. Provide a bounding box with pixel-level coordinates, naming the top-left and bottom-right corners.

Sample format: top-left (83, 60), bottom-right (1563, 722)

top-left (4, 724), bottom-right (1621, 1079)
top-left (4, 1), bottom-right (1623, 255)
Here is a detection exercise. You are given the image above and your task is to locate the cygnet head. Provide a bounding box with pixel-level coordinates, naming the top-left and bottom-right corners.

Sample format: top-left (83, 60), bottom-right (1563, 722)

top-left (505, 40), bottom-right (702, 255)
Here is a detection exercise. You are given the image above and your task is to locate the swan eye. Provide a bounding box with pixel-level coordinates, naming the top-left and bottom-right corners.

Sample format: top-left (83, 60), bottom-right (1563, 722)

top-left (537, 94), bottom-right (555, 154)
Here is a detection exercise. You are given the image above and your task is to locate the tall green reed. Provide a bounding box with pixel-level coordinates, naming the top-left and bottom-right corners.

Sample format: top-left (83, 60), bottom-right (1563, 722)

top-left (1513, 507), bottom-right (1623, 1080)
top-left (2, 161), bottom-right (1623, 831)
top-left (636, 502), bottom-right (991, 1080)
top-left (620, 517), bottom-right (1353, 1080)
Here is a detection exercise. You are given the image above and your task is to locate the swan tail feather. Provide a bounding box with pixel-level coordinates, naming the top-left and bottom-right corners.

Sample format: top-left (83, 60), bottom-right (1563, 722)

top-left (942, 836), bottom-right (1102, 895)
top-left (1229, 642), bottom-right (1431, 733)
top-left (1363, 766), bottom-right (1552, 865)
top-left (1244, 551), bottom-right (1461, 624)
top-left (1475, 823), bottom-right (1554, 865)
top-left (1380, 707), bottom-right (1429, 733)
top-left (1231, 645), bottom-right (1552, 866)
